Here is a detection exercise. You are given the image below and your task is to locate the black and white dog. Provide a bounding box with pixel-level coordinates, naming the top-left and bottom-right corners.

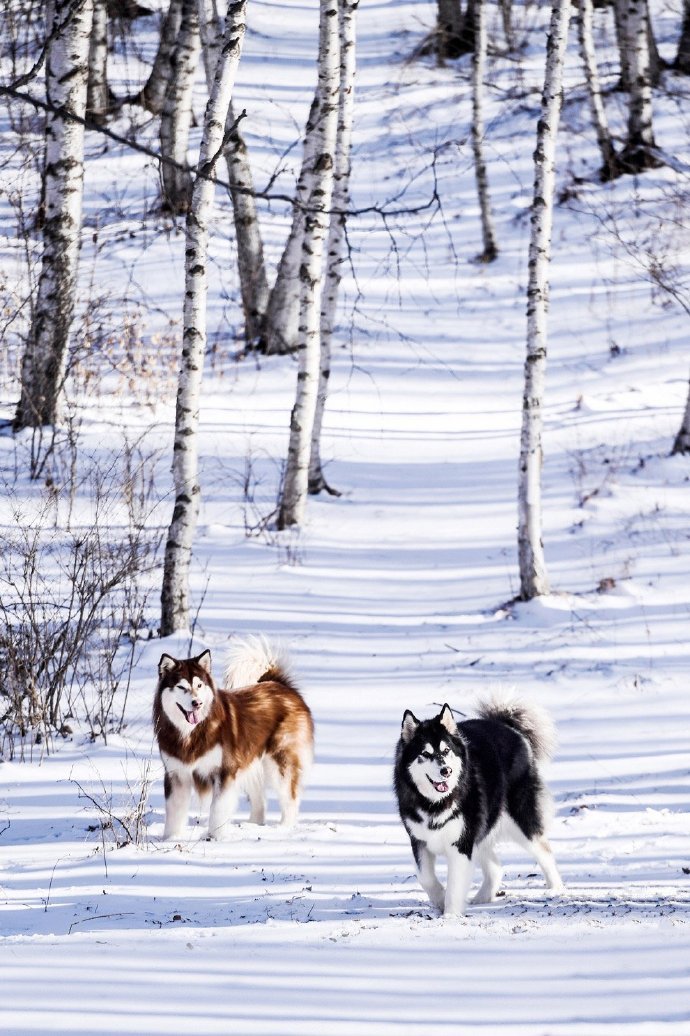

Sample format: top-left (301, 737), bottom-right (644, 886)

top-left (394, 699), bottom-right (563, 917)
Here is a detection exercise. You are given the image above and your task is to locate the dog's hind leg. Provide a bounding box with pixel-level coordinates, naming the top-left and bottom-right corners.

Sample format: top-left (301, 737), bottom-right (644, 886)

top-left (264, 755), bottom-right (301, 828)
top-left (245, 761), bottom-right (266, 825)
top-left (505, 817), bottom-right (564, 892)
top-left (507, 778), bottom-right (564, 893)
top-left (525, 834), bottom-right (564, 892)
top-left (472, 838), bottom-right (503, 904)
top-left (411, 838), bottom-right (444, 913)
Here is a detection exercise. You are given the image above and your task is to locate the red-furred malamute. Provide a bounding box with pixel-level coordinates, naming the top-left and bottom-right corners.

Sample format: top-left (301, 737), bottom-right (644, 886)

top-left (153, 637), bottom-right (313, 840)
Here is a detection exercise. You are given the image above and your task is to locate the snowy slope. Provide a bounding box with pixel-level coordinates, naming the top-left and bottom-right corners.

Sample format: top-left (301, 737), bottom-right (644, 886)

top-left (1, 1), bottom-right (690, 1033)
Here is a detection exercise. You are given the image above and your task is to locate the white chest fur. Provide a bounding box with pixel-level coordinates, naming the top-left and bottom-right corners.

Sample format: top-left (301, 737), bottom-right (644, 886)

top-left (405, 811), bottom-right (465, 855)
top-left (161, 745), bottom-right (223, 782)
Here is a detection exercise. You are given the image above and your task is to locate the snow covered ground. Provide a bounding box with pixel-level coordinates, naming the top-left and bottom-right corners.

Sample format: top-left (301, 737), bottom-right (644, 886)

top-left (1, 1), bottom-right (690, 1033)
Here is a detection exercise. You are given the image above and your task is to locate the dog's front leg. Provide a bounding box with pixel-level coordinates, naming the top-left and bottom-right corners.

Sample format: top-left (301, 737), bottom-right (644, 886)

top-left (163, 771), bottom-right (192, 840)
top-left (444, 848), bottom-right (473, 917)
top-left (411, 837), bottom-right (444, 913)
top-left (207, 776), bottom-right (238, 840)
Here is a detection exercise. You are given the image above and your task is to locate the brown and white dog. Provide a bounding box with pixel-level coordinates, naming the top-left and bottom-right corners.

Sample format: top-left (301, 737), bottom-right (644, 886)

top-left (153, 637), bottom-right (313, 840)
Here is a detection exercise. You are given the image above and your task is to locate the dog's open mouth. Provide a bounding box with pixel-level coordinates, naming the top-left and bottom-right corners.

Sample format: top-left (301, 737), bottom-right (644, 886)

top-left (428, 777), bottom-right (449, 794)
top-left (177, 704), bottom-right (201, 726)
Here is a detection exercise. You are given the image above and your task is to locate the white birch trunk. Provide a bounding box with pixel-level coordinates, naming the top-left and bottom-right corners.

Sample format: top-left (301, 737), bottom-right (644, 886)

top-left (197, 0), bottom-right (269, 346)
top-left (470, 0), bottom-right (497, 264)
top-left (577, 0), bottom-right (620, 182)
top-left (277, 0), bottom-right (340, 529)
top-left (617, 0), bottom-right (663, 172)
top-left (159, 0), bottom-right (201, 214)
top-left (15, 0), bottom-right (94, 432)
top-left (86, 0), bottom-right (110, 125)
top-left (263, 92), bottom-right (323, 356)
top-left (308, 0), bottom-right (357, 496)
top-left (518, 0), bottom-right (570, 601)
top-left (140, 0), bottom-right (184, 115)
top-left (160, 0), bottom-right (247, 635)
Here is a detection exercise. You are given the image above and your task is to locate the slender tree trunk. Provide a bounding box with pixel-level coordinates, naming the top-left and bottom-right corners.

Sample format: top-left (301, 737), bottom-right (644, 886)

top-left (139, 0), bottom-right (183, 114)
top-left (86, 0), bottom-right (110, 124)
top-left (14, 0), bottom-right (94, 433)
top-left (646, 3), bottom-right (662, 87)
top-left (160, 0), bottom-right (247, 636)
top-left (277, 0), bottom-right (340, 529)
top-left (309, 0), bottom-right (358, 496)
top-left (518, 0), bottom-right (570, 601)
top-left (435, 0), bottom-right (474, 60)
top-left (197, 0), bottom-right (269, 347)
top-left (470, 0), bottom-right (498, 263)
top-left (675, 0), bottom-right (690, 72)
top-left (613, 0), bottom-right (632, 90)
top-left (613, 0), bottom-right (660, 88)
top-left (262, 93), bottom-right (323, 356)
top-left (223, 105), bottom-right (270, 346)
top-left (159, 0), bottom-right (201, 214)
top-left (499, 0), bottom-right (515, 53)
top-left (672, 379), bottom-right (690, 454)
top-left (577, 0), bottom-right (621, 181)
top-left (617, 0), bottom-right (663, 173)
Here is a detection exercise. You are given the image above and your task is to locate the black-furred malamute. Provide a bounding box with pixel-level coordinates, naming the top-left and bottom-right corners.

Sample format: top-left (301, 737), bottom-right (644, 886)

top-left (394, 699), bottom-right (563, 917)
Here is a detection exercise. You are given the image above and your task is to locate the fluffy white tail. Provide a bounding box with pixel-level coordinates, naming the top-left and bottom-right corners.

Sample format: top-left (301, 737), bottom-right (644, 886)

top-left (477, 696), bottom-right (557, 762)
top-left (224, 634), bottom-right (293, 689)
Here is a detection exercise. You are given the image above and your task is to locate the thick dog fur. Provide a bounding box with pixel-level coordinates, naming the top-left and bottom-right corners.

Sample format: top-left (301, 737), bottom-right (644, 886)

top-left (394, 698), bottom-right (563, 917)
top-left (153, 637), bottom-right (313, 840)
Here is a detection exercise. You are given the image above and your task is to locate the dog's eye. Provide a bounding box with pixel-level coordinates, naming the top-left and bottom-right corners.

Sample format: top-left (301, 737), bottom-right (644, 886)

top-left (441, 748), bottom-right (450, 757)
top-left (417, 752), bottom-right (433, 763)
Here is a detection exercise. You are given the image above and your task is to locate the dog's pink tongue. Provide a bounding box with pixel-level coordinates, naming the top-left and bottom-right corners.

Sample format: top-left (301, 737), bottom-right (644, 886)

top-left (436, 781), bottom-right (448, 793)
top-left (188, 710), bottom-right (199, 725)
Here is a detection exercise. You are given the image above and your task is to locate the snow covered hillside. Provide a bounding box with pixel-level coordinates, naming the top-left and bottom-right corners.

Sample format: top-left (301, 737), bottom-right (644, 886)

top-left (1, 1), bottom-right (689, 1033)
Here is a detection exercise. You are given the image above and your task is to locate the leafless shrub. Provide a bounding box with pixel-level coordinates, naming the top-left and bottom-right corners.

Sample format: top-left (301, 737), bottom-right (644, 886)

top-left (74, 754), bottom-right (155, 849)
top-left (0, 444), bottom-right (162, 760)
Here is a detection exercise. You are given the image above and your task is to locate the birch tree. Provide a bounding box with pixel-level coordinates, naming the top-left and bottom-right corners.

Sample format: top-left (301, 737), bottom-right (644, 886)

top-left (309, 0), bottom-right (358, 495)
top-left (277, 0), bottom-right (340, 529)
top-left (138, 0), bottom-right (183, 114)
top-left (470, 0), bottom-right (497, 263)
top-left (517, 0), bottom-right (570, 601)
top-left (262, 93), bottom-right (324, 356)
top-left (159, 0), bottom-right (200, 214)
top-left (14, 0), bottom-right (94, 433)
top-left (577, 0), bottom-right (620, 182)
top-left (616, 0), bottom-right (663, 173)
top-left (197, 0), bottom-right (269, 347)
top-left (160, 0), bottom-right (247, 636)
top-left (86, 0), bottom-right (110, 125)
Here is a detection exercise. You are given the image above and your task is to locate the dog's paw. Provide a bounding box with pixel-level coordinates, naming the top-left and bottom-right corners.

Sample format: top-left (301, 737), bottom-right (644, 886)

top-left (441, 907), bottom-right (466, 920)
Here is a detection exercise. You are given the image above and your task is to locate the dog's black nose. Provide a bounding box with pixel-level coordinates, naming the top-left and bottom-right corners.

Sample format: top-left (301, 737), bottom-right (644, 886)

top-left (440, 766), bottom-right (451, 778)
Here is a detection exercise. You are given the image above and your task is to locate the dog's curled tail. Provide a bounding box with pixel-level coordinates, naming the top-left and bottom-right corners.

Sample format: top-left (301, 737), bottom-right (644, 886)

top-left (477, 696), bottom-right (557, 762)
top-left (224, 634), bottom-right (295, 689)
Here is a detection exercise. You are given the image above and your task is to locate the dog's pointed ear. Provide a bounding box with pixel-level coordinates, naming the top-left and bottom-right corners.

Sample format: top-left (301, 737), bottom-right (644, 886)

top-left (158, 653), bottom-right (177, 677)
top-left (401, 710), bottom-right (420, 743)
top-left (195, 649), bottom-right (212, 675)
top-left (439, 704), bottom-right (459, 736)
